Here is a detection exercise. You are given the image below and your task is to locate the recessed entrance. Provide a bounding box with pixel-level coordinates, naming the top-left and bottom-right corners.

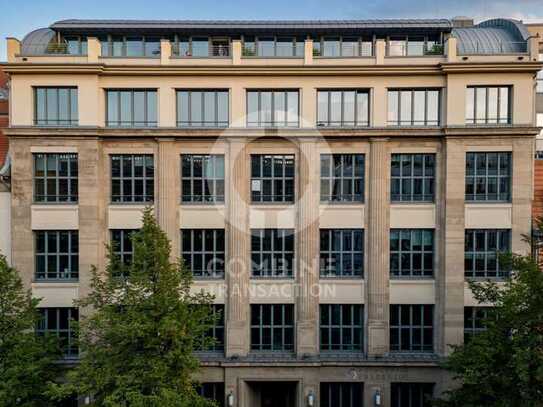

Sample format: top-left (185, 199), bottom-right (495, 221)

top-left (246, 381), bottom-right (298, 407)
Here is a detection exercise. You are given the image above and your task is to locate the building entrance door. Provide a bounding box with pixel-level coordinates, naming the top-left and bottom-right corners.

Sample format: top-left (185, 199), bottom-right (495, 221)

top-left (246, 381), bottom-right (297, 407)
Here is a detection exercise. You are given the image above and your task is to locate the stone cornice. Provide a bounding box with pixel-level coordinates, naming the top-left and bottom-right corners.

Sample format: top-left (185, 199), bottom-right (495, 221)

top-left (3, 61), bottom-right (542, 76)
top-left (5, 125), bottom-right (539, 139)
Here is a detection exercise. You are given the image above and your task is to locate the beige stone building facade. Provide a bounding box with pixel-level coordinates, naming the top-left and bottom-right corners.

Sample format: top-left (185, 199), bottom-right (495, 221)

top-left (4, 17), bottom-right (542, 407)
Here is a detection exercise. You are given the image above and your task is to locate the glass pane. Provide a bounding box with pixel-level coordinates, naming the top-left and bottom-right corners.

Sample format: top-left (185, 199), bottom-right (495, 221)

top-left (356, 92), bottom-right (369, 125)
top-left (178, 91), bottom-right (189, 124)
top-left (258, 37), bottom-right (275, 57)
top-left (120, 92), bottom-right (132, 125)
top-left (190, 92), bottom-right (203, 125)
top-left (126, 37), bottom-right (143, 56)
top-left (46, 89), bottom-right (58, 124)
top-left (107, 91), bottom-right (118, 125)
top-left (204, 92), bottom-right (216, 125)
top-left (217, 91), bottom-right (229, 125)
top-left (192, 38), bottom-right (209, 57)
top-left (287, 92), bottom-right (298, 126)
top-left (413, 91), bottom-right (425, 124)
top-left (388, 91), bottom-right (399, 124)
top-left (343, 91), bottom-right (355, 125)
top-left (466, 87), bottom-right (474, 122)
top-left (400, 91), bottom-right (412, 124)
top-left (427, 90), bottom-right (439, 124)
top-left (247, 92), bottom-right (259, 125)
top-left (317, 91), bottom-right (328, 125)
top-left (330, 91), bottom-right (342, 125)
top-left (323, 38), bottom-right (340, 57)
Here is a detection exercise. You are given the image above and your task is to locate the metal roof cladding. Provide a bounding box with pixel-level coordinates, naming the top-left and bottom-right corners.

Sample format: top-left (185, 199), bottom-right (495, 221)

top-left (48, 18), bottom-right (453, 35)
top-left (452, 18), bottom-right (531, 54)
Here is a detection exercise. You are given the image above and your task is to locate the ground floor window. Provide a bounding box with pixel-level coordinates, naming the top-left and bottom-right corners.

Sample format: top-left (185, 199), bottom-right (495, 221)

top-left (320, 382), bottom-right (364, 407)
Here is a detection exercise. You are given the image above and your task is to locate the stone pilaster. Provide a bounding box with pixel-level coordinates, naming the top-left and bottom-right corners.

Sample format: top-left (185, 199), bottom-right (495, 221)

top-left (295, 138), bottom-right (320, 356)
top-left (78, 139), bottom-right (106, 300)
top-left (437, 138), bottom-right (465, 355)
top-left (366, 138), bottom-right (390, 357)
top-left (511, 136), bottom-right (533, 255)
top-left (226, 138), bottom-right (250, 357)
top-left (156, 139), bottom-right (179, 258)
top-left (10, 138), bottom-right (33, 288)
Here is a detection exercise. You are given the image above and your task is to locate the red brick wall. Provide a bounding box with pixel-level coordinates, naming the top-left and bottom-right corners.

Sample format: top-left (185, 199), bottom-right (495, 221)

top-left (534, 159), bottom-right (543, 222)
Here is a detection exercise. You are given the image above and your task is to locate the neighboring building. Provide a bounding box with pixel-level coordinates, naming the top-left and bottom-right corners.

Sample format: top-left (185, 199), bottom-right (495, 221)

top-left (0, 65), bottom-right (10, 263)
top-left (4, 17), bottom-right (541, 407)
top-left (527, 23), bottom-right (543, 260)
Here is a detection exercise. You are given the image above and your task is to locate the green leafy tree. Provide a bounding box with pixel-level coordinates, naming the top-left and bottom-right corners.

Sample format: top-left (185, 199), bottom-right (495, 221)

top-left (0, 255), bottom-right (61, 406)
top-left (56, 208), bottom-right (218, 406)
top-left (436, 235), bottom-right (543, 406)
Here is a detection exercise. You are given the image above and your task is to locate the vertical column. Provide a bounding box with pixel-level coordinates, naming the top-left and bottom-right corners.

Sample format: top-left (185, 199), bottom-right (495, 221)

top-left (296, 138), bottom-right (319, 356)
top-left (10, 138), bottom-right (33, 287)
top-left (436, 138), bottom-right (465, 354)
top-left (226, 138), bottom-right (250, 357)
top-left (366, 137), bottom-right (390, 357)
top-left (79, 139), bottom-right (106, 299)
top-left (156, 139), bottom-right (179, 259)
top-left (512, 137), bottom-right (533, 255)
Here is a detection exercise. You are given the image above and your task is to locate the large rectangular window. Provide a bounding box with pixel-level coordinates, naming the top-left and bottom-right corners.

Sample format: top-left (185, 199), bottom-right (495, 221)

top-left (317, 90), bottom-right (370, 127)
top-left (242, 36), bottom-right (304, 57)
top-left (100, 35), bottom-right (161, 57)
top-left (36, 308), bottom-right (79, 357)
top-left (320, 304), bottom-right (363, 352)
top-left (111, 229), bottom-right (136, 266)
top-left (247, 90), bottom-right (299, 127)
top-left (464, 229), bottom-right (511, 278)
top-left (200, 304), bottom-right (225, 352)
top-left (391, 154), bottom-right (435, 202)
top-left (465, 152), bottom-right (511, 202)
top-left (35, 231), bottom-right (78, 281)
top-left (181, 229), bottom-right (225, 279)
top-left (390, 304), bottom-right (434, 352)
top-left (33, 153), bottom-right (78, 203)
top-left (176, 90), bottom-right (229, 127)
top-left (387, 89), bottom-right (440, 126)
top-left (34, 87), bottom-right (78, 126)
top-left (313, 36), bottom-right (373, 57)
top-left (320, 383), bottom-right (364, 407)
top-left (251, 229), bottom-right (294, 278)
top-left (390, 229), bottom-right (434, 278)
top-left (111, 155), bottom-right (154, 203)
top-left (251, 155), bottom-right (295, 203)
top-left (464, 306), bottom-right (492, 343)
top-left (196, 383), bottom-right (225, 407)
top-left (181, 155), bottom-right (225, 203)
top-left (320, 154), bottom-right (365, 203)
top-left (466, 86), bottom-right (511, 124)
top-left (320, 229), bottom-right (364, 278)
top-left (391, 383), bottom-right (434, 407)
top-left (250, 304), bottom-right (294, 351)
top-left (106, 89), bottom-right (157, 127)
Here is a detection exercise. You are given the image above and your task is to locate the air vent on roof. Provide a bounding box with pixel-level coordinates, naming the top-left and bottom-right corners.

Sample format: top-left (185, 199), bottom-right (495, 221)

top-left (452, 17), bottom-right (474, 28)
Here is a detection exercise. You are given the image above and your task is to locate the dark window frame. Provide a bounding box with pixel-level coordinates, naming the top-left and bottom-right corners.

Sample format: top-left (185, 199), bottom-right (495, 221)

top-left (36, 307), bottom-right (79, 358)
top-left (106, 89), bottom-right (158, 127)
top-left (317, 89), bottom-right (370, 127)
top-left (464, 229), bottom-right (511, 279)
top-left (390, 304), bottom-right (434, 352)
top-left (100, 35), bottom-right (161, 57)
top-left (111, 229), bottom-right (137, 266)
top-left (176, 89), bottom-right (229, 127)
top-left (320, 154), bottom-right (365, 203)
top-left (34, 87), bottom-right (78, 126)
top-left (466, 86), bottom-right (511, 125)
top-left (110, 154), bottom-right (155, 203)
top-left (242, 35), bottom-right (304, 57)
top-left (195, 382), bottom-right (225, 407)
top-left (251, 229), bottom-right (295, 278)
top-left (181, 229), bottom-right (225, 279)
top-left (465, 152), bottom-right (511, 202)
top-left (391, 382), bottom-right (435, 407)
top-left (199, 304), bottom-right (225, 352)
top-left (320, 382), bottom-right (364, 407)
top-left (251, 154), bottom-right (295, 203)
top-left (464, 306), bottom-right (493, 343)
top-left (181, 154), bottom-right (225, 203)
top-left (250, 304), bottom-right (295, 352)
top-left (35, 230), bottom-right (79, 281)
top-left (320, 229), bottom-right (364, 278)
top-left (33, 153), bottom-right (78, 203)
top-left (319, 304), bottom-right (364, 352)
top-left (313, 36), bottom-right (374, 57)
top-left (246, 89), bottom-right (300, 127)
top-left (390, 229), bottom-right (434, 278)
top-left (391, 154), bottom-right (435, 202)
top-left (387, 88), bottom-right (441, 126)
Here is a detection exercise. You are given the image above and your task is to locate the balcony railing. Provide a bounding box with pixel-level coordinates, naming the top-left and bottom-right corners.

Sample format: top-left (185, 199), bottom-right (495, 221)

top-left (313, 43), bottom-right (373, 58)
top-left (387, 43), bottom-right (444, 57)
top-left (173, 44), bottom-right (231, 58)
top-left (242, 44), bottom-right (304, 58)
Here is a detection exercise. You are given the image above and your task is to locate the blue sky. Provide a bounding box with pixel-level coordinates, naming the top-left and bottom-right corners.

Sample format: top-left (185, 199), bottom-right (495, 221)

top-left (0, 0), bottom-right (542, 60)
